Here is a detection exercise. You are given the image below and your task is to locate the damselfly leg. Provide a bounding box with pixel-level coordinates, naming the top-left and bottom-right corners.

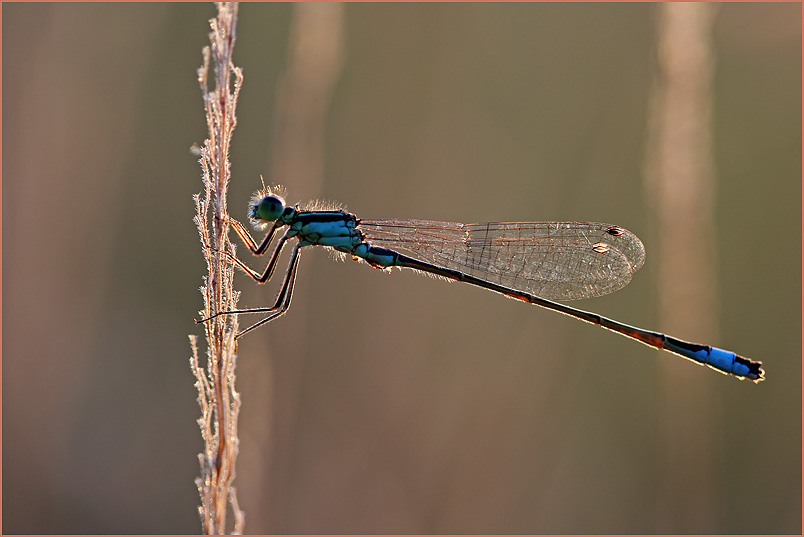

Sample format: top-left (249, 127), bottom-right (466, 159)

top-left (196, 217), bottom-right (303, 338)
top-left (229, 217), bottom-right (277, 256)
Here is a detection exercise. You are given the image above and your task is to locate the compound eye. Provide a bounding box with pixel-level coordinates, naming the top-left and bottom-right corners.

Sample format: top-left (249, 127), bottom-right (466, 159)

top-left (254, 194), bottom-right (285, 222)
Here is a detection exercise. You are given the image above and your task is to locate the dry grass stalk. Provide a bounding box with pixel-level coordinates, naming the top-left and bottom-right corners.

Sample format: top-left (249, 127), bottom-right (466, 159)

top-left (646, 3), bottom-right (720, 532)
top-left (189, 2), bottom-right (245, 534)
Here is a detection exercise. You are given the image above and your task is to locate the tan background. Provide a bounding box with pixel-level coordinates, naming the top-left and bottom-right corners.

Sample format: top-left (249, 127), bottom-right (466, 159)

top-left (3, 3), bottom-right (800, 534)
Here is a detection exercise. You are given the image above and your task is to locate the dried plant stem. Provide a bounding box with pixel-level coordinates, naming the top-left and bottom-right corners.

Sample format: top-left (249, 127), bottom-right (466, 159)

top-left (646, 3), bottom-right (720, 532)
top-left (190, 3), bottom-right (245, 534)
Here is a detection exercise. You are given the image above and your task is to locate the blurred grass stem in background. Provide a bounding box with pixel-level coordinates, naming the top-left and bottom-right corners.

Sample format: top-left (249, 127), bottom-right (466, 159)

top-left (190, 3), bottom-right (245, 534)
top-left (646, 4), bottom-right (721, 531)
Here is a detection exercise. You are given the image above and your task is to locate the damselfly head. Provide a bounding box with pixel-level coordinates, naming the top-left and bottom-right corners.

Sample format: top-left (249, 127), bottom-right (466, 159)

top-left (249, 185), bottom-right (288, 228)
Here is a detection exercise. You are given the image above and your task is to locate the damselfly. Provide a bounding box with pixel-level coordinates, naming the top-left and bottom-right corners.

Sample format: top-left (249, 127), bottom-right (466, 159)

top-left (198, 186), bottom-right (763, 382)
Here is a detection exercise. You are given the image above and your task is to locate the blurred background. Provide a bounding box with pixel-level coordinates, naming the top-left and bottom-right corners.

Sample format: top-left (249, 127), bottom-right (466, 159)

top-left (3, 3), bottom-right (800, 534)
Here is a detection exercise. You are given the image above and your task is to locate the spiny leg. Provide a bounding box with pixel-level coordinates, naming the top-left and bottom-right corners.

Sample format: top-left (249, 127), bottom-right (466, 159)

top-left (228, 217), bottom-right (278, 255)
top-left (195, 243), bottom-right (302, 336)
top-left (234, 245), bottom-right (302, 339)
top-left (208, 232), bottom-right (292, 284)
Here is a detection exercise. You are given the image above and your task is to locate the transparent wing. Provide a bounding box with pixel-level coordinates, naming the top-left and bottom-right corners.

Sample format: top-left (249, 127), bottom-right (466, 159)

top-left (358, 219), bottom-right (646, 301)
